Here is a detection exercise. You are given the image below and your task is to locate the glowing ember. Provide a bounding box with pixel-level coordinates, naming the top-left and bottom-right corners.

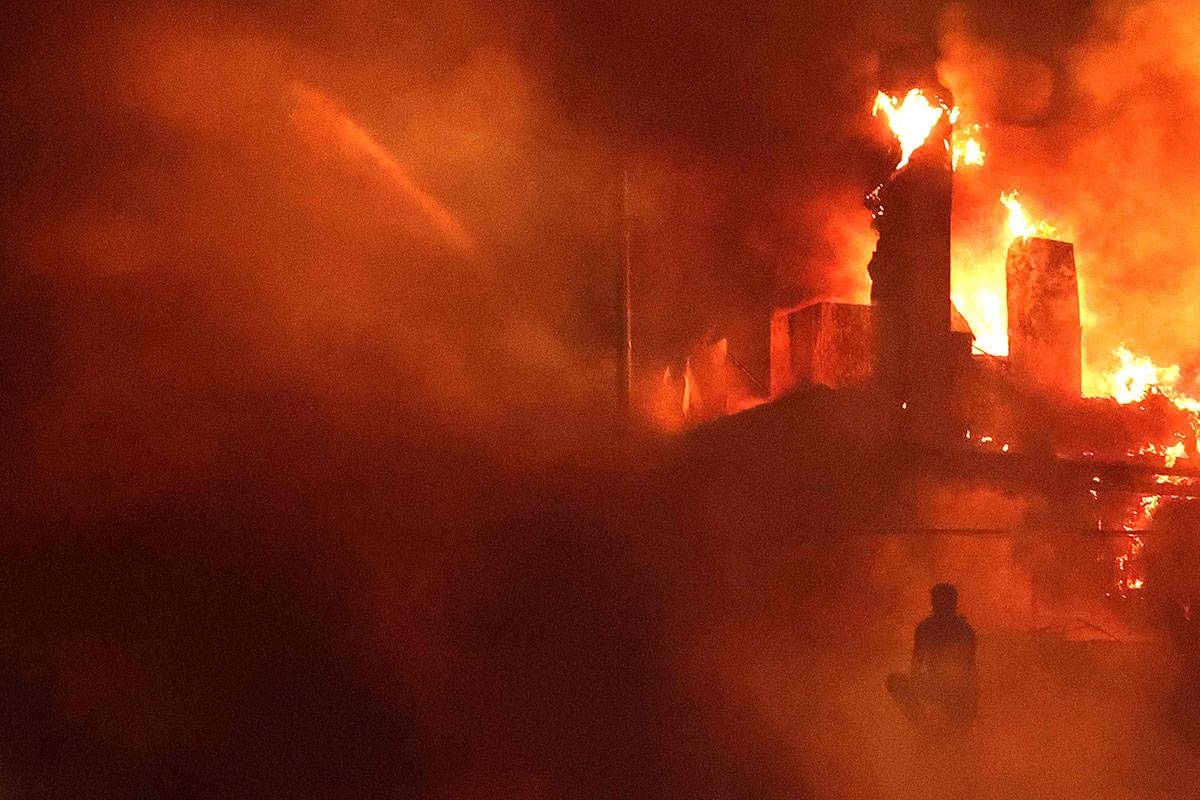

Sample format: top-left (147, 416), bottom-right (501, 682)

top-left (951, 124), bottom-right (986, 171)
top-left (1127, 497), bottom-right (1163, 530)
top-left (964, 430), bottom-right (1012, 453)
top-left (1000, 191), bottom-right (1057, 241)
top-left (1113, 530), bottom-right (1148, 597)
top-left (873, 89), bottom-right (947, 170)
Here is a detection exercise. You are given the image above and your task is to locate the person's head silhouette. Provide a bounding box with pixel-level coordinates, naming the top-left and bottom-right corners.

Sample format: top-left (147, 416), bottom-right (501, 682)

top-left (931, 582), bottom-right (958, 617)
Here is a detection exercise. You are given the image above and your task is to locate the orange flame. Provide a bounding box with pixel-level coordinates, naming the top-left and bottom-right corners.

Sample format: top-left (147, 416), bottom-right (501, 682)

top-left (682, 358), bottom-right (697, 419)
top-left (1113, 529), bottom-right (1148, 597)
top-left (873, 89), bottom-right (947, 170)
top-left (951, 277), bottom-right (1008, 356)
top-left (1000, 191), bottom-right (1057, 241)
top-left (1138, 441), bottom-right (1188, 467)
top-left (1097, 345), bottom-right (1200, 411)
top-left (951, 124), bottom-right (986, 171)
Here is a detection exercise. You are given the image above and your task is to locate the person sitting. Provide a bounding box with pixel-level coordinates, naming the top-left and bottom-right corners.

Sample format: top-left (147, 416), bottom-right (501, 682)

top-left (886, 582), bottom-right (977, 736)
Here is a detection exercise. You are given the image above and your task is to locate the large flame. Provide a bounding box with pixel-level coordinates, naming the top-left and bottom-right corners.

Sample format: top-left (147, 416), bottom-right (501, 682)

top-left (1089, 346), bottom-right (1200, 506)
top-left (1107, 346), bottom-right (1171, 405)
top-left (1000, 190), bottom-right (1057, 241)
top-left (1094, 345), bottom-right (1200, 412)
top-left (952, 263), bottom-right (1008, 356)
top-left (952, 192), bottom-right (1055, 357)
top-left (873, 89), bottom-right (947, 170)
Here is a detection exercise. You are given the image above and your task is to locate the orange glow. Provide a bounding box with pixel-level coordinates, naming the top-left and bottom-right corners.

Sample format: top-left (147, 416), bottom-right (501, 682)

top-left (1109, 346), bottom-right (1170, 404)
top-left (1163, 442), bottom-right (1187, 467)
top-left (873, 89), bottom-right (947, 170)
top-left (1000, 191), bottom-right (1056, 241)
top-left (1137, 441), bottom-right (1190, 467)
top-left (1090, 347), bottom-right (1199, 472)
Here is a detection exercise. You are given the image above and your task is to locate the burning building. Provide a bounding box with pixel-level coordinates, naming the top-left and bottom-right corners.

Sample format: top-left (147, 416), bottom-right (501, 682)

top-left (652, 81), bottom-right (1200, 619)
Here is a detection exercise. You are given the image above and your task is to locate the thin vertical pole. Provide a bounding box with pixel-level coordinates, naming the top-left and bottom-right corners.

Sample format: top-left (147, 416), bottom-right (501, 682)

top-left (621, 165), bottom-right (633, 417)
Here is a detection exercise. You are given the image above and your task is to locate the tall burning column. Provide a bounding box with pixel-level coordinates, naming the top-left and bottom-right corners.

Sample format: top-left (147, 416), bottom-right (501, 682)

top-left (868, 88), bottom-right (955, 434)
top-left (1006, 236), bottom-right (1081, 400)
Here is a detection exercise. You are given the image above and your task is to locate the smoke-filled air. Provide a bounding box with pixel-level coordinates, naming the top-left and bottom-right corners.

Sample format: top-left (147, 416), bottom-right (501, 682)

top-left (5, 1), bottom-right (1200, 798)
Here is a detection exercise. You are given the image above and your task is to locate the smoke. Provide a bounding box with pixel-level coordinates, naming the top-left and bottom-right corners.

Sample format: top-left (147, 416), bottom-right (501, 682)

top-left (4, 0), bottom-right (1200, 797)
top-left (648, 400), bottom-right (1200, 799)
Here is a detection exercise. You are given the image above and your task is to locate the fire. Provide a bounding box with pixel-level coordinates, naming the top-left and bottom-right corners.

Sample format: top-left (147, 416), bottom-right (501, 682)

top-left (1142, 441), bottom-right (1190, 468)
top-left (951, 274), bottom-right (1008, 356)
top-left (1113, 530), bottom-right (1148, 597)
top-left (682, 358), bottom-right (697, 419)
top-left (1098, 345), bottom-right (1200, 412)
top-left (951, 192), bottom-right (1055, 358)
top-left (873, 89), bottom-right (947, 170)
top-left (1093, 346), bottom-right (1199, 469)
top-left (951, 124), bottom-right (986, 171)
top-left (1000, 191), bottom-right (1057, 241)
top-left (1108, 347), bottom-right (1165, 404)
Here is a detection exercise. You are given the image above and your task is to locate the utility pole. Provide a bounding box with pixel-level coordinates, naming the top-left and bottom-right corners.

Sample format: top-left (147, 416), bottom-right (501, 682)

top-left (620, 165), bottom-right (633, 419)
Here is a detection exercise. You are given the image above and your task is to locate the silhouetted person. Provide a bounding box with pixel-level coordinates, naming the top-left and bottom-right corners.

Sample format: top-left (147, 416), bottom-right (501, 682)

top-left (887, 583), bottom-right (977, 736)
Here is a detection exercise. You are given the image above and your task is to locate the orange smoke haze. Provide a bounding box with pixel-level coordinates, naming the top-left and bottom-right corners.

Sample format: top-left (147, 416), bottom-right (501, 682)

top-left (6, 2), bottom-right (1200, 798)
